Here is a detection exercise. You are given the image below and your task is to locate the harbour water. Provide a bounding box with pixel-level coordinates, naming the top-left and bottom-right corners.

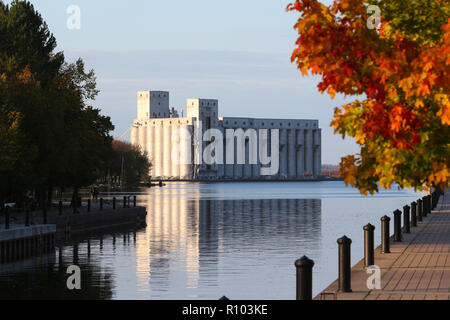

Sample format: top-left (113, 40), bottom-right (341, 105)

top-left (0, 181), bottom-right (421, 299)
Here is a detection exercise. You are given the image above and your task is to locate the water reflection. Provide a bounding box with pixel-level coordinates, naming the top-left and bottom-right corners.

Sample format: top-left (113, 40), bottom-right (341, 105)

top-left (139, 196), bottom-right (321, 297)
top-left (0, 182), bottom-right (420, 300)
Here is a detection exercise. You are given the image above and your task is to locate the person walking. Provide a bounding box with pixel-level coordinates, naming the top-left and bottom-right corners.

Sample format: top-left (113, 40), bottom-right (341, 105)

top-left (93, 185), bottom-right (99, 202)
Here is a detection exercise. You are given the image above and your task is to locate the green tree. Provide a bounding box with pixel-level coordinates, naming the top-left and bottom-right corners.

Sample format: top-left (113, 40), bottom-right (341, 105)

top-left (109, 140), bottom-right (151, 187)
top-left (0, 0), bottom-right (114, 206)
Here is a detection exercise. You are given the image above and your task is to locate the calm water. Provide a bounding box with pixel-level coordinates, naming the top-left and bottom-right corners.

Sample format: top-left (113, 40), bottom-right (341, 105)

top-left (0, 181), bottom-right (422, 300)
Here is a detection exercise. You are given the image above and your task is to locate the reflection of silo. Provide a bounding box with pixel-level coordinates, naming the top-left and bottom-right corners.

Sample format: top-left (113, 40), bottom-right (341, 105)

top-left (185, 198), bottom-right (200, 288)
top-left (197, 200), bottom-right (219, 285)
top-left (214, 198), bottom-right (322, 250)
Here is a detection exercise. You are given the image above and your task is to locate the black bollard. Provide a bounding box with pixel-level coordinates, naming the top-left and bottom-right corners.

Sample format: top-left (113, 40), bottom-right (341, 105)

top-left (133, 196), bottom-right (137, 208)
top-left (363, 224), bottom-right (375, 267)
top-left (430, 192), bottom-right (434, 209)
top-left (411, 202), bottom-right (417, 227)
top-left (58, 200), bottom-right (62, 216)
top-left (403, 205), bottom-right (410, 233)
top-left (100, 198), bottom-right (103, 211)
top-left (73, 198), bottom-right (77, 215)
top-left (87, 199), bottom-right (91, 212)
top-left (427, 195), bottom-right (432, 214)
top-left (5, 206), bottom-right (10, 230)
top-left (43, 204), bottom-right (47, 224)
top-left (337, 236), bottom-right (352, 292)
top-left (381, 216), bottom-right (390, 253)
top-left (393, 209), bottom-right (402, 242)
top-left (431, 192), bottom-right (435, 209)
top-left (25, 206), bottom-right (30, 227)
top-left (422, 196), bottom-right (428, 217)
top-left (295, 255), bottom-right (315, 300)
top-left (113, 197), bottom-right (116, 210)
top-left (417, 199), bottom-right (423, 221)
top-left (123, 196), bottom-right (126, 209)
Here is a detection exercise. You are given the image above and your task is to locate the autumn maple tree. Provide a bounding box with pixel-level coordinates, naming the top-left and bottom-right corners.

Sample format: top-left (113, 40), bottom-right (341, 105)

top-left (287, 0), bottom-right (450, 194)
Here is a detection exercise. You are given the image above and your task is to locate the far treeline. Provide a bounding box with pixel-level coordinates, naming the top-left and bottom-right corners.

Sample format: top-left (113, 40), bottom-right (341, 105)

top-left (0, 0), bottom-right (150, 208)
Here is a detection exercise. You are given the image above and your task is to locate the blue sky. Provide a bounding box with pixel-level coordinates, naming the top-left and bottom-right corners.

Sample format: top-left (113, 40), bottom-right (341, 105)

top-left (5, 0), bottom-right (358, 164)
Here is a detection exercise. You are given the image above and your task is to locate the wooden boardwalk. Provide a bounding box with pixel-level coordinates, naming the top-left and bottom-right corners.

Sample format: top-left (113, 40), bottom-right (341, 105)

top-left (316, 188), bottom-right (450, 300)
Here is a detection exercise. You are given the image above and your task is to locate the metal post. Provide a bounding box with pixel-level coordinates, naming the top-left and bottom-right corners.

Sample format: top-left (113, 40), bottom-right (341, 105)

top-left (431, 192), bottom-right (435, 209)
top-left (427, 195), bottom-right (432, 214)
top-left (123, 196), bottom-right (126, 209)
top-left (100, 198), bottom-right (103, 211)
top-left (411, 201), bottom-right (417, 227)
top-left (337, 236), bottom-right (352, 292)
top-left (417, 199), bottom-right (423, 221)
top-left (422, 196), bottom-right (428, 217)
top-left (381, 216), bottom-right (390, 253)
top-left (295, 255), bottom-right (315, 300)
top-left (113, 197), bottom-right (116, 210)
top-left (87, 199), bottom-right (91, 212)
top-left (43, 203), bottom-right (47, 224)
top-left (364, 224), bottom-right (375, 267)
top-left (393, 209), bottom-right (402, 242)
top-left (5, 206), bottom-right (10, 230)
top-left (403, 205), bottom-right (410, 233)
top-left (58, 200), bottom-right (62, 216)
top-left (133, 196), bottom-right (137, 208)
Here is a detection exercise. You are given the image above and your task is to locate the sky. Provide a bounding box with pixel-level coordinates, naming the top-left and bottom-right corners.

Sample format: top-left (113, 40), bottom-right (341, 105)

top-left (5, 0), bottom-right (359, 164)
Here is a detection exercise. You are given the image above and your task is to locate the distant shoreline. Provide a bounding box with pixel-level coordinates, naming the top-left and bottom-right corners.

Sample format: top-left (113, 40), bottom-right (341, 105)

top-left (146, 177), bottom-right (344, 184)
